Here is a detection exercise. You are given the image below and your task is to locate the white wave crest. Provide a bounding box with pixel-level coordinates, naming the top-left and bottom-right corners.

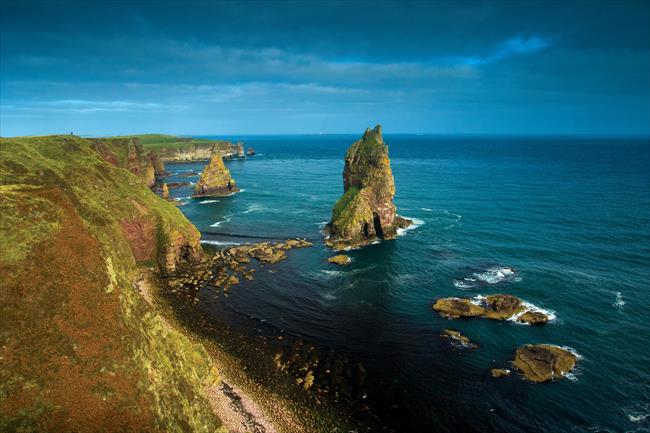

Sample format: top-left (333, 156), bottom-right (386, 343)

top-left (613, 291), bottom-right (625, 308)
top-left (421, 207), bottom-right (433, 212)
top-left (508, 301), bottom-right (557, 324)
top-left (624, 405), bottom-right (649, 423)
top-left (396, 216), bottom-right (425, 236)
top-left (453, 266), bottom-right (519, 289)
top-left (210, 218), bottom-right (231, 227)
top-left (201, 240), bottom-right (241, 246)
top-left (200, 199), bottom-right (219, 204)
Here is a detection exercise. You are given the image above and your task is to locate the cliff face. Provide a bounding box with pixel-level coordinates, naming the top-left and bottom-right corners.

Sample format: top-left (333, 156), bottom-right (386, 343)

top-left (155, 141), bottom-right (246, 161)
top-left (90, 138), bottom-right (157, 187)
top-left (325, 125), bottom-right (411, 249)
top-left (0, 135), bottom-right (221, 432)
top-left (193, 153), bottom-right (239, 197)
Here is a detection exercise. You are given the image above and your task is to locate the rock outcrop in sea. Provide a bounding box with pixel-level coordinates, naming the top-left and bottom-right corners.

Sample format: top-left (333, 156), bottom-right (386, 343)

top-left (512, 344), bottom-right (578, 382)
top-left (432, 294), bottom-right (550, 325)
top-left (193, 153), bottom-right (239, 197)
top-left (324, 125), bottom-right (411, 250)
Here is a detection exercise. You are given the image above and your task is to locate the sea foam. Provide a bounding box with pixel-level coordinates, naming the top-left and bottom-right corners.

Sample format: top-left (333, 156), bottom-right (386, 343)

top-left (397, 216), bottom-right (425, 236)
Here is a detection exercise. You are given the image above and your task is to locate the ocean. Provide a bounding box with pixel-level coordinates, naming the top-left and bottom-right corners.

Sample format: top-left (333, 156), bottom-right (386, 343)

top-left (164, 135), bottom-right (650, 433)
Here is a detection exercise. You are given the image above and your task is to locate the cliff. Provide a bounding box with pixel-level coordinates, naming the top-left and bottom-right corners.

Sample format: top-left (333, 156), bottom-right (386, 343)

top-left (90, 137), bottom-right (162, 187)
top-left (0, 135), bottom-right (223, 432)
top-left (193, 153), bottom-right (239, 197)
top-left (325, 125), bottom-right (411, 249)
top-left (121, 134), bottom-right (247, 162)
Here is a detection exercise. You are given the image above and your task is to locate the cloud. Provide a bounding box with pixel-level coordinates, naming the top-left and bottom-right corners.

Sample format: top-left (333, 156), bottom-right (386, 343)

top-left (456, 36), bottom-right (552, 66)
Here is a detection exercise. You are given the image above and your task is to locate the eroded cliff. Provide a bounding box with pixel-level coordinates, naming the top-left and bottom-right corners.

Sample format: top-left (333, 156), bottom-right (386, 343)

top-left (0, 135), bottom-right (222, 432)
top-left (325, 125), bottom-right (411, 249)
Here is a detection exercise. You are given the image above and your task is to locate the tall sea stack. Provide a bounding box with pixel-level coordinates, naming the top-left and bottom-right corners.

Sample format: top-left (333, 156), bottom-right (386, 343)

top-left (193, 153), bottom-right (239, 197)
top-left (325, 125), bottom-right (411, 249)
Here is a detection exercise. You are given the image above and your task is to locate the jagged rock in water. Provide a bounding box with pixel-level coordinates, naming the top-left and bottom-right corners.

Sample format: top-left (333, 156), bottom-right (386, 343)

top-left (512, 344), bottom-right (578, 382)
top-left (440, 329), bottom-right (478, 349)
top-left (246, 147), bottom-right (256, 156)
top-left (192, 153), bottom-right (239, 197)
top-left (490, 368), bottom-right (511, 378)
top-left (325, 125), bottom-right (411, 249)
top-left (162, 183), bottom-right (170, 200)
top-left (432, 294), bottom-right (551, 324)
top-left (328, 254), bottom-right (351, 265)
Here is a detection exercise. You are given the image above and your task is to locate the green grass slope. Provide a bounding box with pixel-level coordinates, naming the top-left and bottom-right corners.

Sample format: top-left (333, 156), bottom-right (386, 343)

top-left (0, 135), bottom-right (225, 432)
top-left (114, 134), bottom-right (229, 151)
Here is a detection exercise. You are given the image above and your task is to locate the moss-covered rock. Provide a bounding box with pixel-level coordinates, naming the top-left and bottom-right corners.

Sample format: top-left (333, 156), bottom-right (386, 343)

top-left (0, 135), bottom-right (219, 432)
top-left (325, 125), bottom-right (411, 250)
top-left (512, 344), bottom-right (578, 382)
top-left (193, 153), bottom-right (239, 197)
top-left (328, 254), bottom-right (351, 265)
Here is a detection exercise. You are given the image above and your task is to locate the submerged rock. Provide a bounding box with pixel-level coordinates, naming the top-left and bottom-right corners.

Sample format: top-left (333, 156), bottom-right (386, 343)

top-left (512, 344), bottom-right (578, 382)
top-left (440, 329), bottom-right (478, 349)
top-left (328, 254), bottom-right (351, 265)
top-left (193, 153), bottom-right (239, 197)
top-left (324, 125), bottom-right (411, 250)
top-left (432, 294), bottom-right (551, 324)
top-left (490, 368), bottom-right (511, 378)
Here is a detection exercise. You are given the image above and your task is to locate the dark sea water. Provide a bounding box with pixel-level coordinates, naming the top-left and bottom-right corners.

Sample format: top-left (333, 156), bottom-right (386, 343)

top-left (166, 135), bottom-right (650, 433)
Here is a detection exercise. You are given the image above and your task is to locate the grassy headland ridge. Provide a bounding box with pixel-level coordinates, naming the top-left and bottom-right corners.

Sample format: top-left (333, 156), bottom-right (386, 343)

top-left (0, 135), bottom-right (222, 432)
top-left (113, 134), bottom-right (245, 161)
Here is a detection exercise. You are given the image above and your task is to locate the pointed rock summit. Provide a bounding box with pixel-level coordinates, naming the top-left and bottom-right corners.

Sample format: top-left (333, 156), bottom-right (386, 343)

top-left (192, 153), bottom-right (239, 197)
top-left (325, 125), bottom-right (411, 249)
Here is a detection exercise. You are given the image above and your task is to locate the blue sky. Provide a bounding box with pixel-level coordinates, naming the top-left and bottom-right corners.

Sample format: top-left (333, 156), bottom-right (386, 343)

top-left (1, 1), bottom-right (649, 136)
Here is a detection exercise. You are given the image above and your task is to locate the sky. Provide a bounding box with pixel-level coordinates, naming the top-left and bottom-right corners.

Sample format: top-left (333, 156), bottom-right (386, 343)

top-left (1, 0), bottom-right (649, 136)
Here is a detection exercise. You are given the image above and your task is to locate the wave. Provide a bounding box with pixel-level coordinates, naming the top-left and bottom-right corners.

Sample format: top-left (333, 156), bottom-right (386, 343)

top-left (320, 270), bottom-right (344, 278)
top-left (420, 207), bottom-right (433, 212)
top-left (444, 210), bottom-right (463, 230)
top-left (624, 404), bottom-right (649, 423)
top-left (396, 216), bottom-right (425, 236)
top-left (210, 218), bottom-right (231, 227)
top-left (454, 266), bottom-right (519, 289)
top-left (613, 291), bottom-right (625, 308)
top-left (199, 199), bottom-right (219, 204)
top-left (201, 240), bottom-right (242, 246)
top-left (508, 301), bottom-right (557, 324)
top-left (242, 205), bottom-right (262, 214)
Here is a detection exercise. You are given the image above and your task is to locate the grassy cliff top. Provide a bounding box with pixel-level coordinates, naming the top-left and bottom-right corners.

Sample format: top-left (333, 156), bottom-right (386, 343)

top-left (0, 135), bottom-right (223, 432)
top-left (112, 134), bottom-right (231, 150)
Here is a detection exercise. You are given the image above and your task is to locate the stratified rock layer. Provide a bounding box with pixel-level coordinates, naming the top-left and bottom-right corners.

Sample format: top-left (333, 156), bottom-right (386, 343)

top-left (512, 344), bottom-right (578, 382)
top-left (325, 125), bottom-right (411, 249)
top-left (193, 153), bottom-right (239, 197)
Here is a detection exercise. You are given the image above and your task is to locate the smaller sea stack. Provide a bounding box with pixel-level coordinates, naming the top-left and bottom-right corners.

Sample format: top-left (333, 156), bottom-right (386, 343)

top-left (325, 125), bottom-right (411, 250)
top-left (192, 153), bottom-right (239, 197)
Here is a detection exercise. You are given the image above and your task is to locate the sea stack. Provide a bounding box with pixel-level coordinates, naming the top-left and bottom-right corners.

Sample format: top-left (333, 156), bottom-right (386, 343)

top-left (324, 125), bottom-right (411, 249)
top-left (193, 153), bottom-right (239, 197)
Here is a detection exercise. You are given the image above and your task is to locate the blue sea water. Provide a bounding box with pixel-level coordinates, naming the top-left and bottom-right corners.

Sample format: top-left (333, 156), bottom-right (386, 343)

top-left (166, 135), bottom-right (650, 433)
